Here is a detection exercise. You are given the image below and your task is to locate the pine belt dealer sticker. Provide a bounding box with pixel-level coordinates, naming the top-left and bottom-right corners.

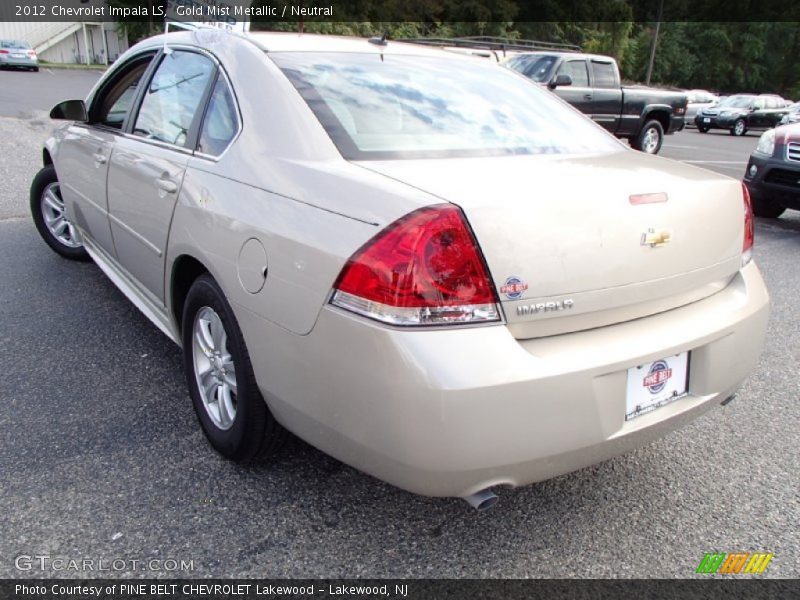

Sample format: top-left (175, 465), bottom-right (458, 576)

top-left (500, 276), bottom-right (528, 300)
top-left (625, 352), bottom-right (689, 420)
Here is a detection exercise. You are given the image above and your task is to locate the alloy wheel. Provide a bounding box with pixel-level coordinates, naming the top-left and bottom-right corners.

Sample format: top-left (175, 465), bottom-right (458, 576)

top-left (40, 182), bottom-right (81, 248)
top-left (192, 306), bottom-right (238, 430)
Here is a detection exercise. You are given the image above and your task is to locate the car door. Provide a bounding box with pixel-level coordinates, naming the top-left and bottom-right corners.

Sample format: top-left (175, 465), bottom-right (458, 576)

top-left (747, 97), bottom-right (768, 129)
top-left (588, 59), bottom-right (623, 133)
top-left (551, 59), bottom-right (594, 114)
top-left (106, 49), bottom-right (217, 302)
top-left (57, 52), bottom-right (156, 256)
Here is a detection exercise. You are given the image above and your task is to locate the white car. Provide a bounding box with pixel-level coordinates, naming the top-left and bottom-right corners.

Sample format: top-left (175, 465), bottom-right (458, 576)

top-left (31, 30), bottom-right (769, 510)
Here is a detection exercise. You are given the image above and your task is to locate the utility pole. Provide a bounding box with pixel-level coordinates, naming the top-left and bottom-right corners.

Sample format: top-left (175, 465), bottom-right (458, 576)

top-left (645, 0), bottom-right (664, 86)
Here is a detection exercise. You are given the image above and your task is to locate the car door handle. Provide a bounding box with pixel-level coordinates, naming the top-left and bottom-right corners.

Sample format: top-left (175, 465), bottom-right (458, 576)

top-left (583, 94), bottom-right (593, 100)
top-left (93, 153), bottom-right (107, 164)
top-left (155, 178), bottom-right (178, 194)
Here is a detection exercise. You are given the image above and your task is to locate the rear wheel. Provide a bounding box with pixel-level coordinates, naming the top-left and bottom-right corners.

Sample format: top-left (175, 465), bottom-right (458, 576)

top-left (632, 120), bottom-right (664, 154)
top-left (731, 119), bottom-right (747, 136)
top-left (30, 164), bottom-right (89, 260)
top-left (751, 196), bottom-right (785, 218)
top-left (182, 273), bottom-right (287, 462)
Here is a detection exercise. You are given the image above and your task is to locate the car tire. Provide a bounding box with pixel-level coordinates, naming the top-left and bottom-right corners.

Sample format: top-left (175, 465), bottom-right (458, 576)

top-left (731, 119), bottom-right (747, 136)
top-left (32, 67), bottom-right (39, 72)
top-left (697, 124), bottom-right (710, 133)
top-left (751, 196), bottom-right (785, 219)
top-left (182, 273), bottom-right (288, 462)
top-left (632, 120), bottom-right (664, 154)
top-left (30, 164), bottom-right (90, 261)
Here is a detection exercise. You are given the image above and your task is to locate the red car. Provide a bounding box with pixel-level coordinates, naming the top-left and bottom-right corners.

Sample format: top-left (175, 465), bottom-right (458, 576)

top-left (744, 122), bottom-right (800, 217)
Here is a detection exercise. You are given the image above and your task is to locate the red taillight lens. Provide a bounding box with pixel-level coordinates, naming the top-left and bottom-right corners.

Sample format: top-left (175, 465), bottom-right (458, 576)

top-left (742, 183), bottom-right (754, 265)
top-left (331, 204), bottom-right (500, 326)
top-left (0, 50), bottom-right (9, 55)
top-left (27, 51), bottom-right (36, 57)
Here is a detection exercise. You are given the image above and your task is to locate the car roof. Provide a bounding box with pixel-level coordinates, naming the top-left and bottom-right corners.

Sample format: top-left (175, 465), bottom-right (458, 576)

top-left (506, 50), bottom-right (611, 62)
top-left (136, 30), bottom-right (493, 63)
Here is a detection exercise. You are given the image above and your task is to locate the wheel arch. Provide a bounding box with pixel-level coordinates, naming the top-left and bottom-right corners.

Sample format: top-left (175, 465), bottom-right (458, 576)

top-left (642, 108), bottom-right (670, 132)
top-left (170, 254), bottom-right (211, 334)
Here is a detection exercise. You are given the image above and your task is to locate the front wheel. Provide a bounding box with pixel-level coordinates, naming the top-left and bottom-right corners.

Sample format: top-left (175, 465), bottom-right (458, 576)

top-left (731, 119), bottom-right (747, 136)
top-left (182, 273), bottom-right (288, 462)
top-left (697, 124), bottom-right (710, 133)
top-left (632, 120), bottom-right (664, 154)
top-left (30, 165), bottom-right (89, 260)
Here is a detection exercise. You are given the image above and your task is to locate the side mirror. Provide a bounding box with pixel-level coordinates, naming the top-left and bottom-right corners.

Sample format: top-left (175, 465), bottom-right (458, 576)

top-left (50, 100), bottom-right (88, 122)
top-left (548, 74), bottom-right (573, 89)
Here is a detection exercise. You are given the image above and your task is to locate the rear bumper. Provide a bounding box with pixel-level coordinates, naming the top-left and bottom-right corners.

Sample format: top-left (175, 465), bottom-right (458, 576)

top-left (238, 262), bottom-right (769, 498)
top-left (744, 152), bottom-right (800, 210)
top-left (694, 114), bottom-right (739, 130)
top-left (0, 55), bottom-right (38, 68)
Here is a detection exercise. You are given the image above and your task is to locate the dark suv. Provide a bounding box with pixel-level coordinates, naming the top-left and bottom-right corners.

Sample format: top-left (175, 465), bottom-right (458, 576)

top-left (695, 94), bottom-right (791, 136)
top-left (744, 122), bottom-right (800, 218)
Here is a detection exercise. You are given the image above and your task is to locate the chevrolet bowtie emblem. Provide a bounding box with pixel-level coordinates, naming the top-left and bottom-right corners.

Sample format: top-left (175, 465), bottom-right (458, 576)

top-left (641, 228), bottom-right (672, 247)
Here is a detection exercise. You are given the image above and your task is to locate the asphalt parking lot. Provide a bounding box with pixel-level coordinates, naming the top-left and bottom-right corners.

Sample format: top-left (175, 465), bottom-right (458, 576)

top-left (1, 69), bottom-right (798, 579)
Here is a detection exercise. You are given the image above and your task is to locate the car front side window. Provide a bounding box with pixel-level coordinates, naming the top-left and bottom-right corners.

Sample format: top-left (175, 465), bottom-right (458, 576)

top-left (559, 60), bottom-right (589, 87)
top-left (91, 54), bottom-right (155, 130)
top-left (133, 51), bottom-right (215, 148)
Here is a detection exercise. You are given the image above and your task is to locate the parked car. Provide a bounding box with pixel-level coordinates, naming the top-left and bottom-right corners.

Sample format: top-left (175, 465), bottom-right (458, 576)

top-left (31, 31), bottom-right (769, 509)
top-left (0, 39), bottom-right (38, 71)
top-left (695, 94), bottom-right (791, 136)
top-left (779, 102), bottom-right (800, 125)
top-left (504, 51), bottom-right (687, 154)
top-left (685, 89), bottom-right (719, 126)
top-left (744, 122), bottom-right (800, 218)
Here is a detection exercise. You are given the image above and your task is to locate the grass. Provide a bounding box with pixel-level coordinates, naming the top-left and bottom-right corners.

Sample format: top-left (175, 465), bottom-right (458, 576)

top-left (39, 62), bottom-right (107, 71)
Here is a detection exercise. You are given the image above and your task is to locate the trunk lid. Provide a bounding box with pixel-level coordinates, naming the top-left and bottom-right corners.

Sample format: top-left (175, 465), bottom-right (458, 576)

top-left (357, 150), bottom-right (744, 339)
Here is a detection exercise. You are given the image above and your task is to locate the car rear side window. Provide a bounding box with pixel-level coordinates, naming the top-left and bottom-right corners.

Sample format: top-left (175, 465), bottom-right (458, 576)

top-left (559, 60), bottom-right (589, 87)
top-left (197, 75), bottom-right (239, 156)
top-left (133, 51), bottom-right (215, 148)
top-left (590, 61), bottom-right (617, 88)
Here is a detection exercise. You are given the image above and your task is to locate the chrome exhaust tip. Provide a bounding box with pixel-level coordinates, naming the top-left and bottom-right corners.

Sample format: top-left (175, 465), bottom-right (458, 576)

top-left (462, 488), bottom-right (499, 511)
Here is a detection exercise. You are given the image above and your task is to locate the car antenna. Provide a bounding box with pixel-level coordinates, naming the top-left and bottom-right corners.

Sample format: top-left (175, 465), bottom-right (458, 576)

top-left (368, 31), bottom-right (388, 46)
top-left (163, 20), bottom-right (174, 55)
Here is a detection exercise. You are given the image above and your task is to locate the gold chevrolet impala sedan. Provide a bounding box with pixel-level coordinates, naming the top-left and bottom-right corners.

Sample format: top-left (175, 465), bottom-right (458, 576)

top-left (30, 30), bottom-right (769, 510)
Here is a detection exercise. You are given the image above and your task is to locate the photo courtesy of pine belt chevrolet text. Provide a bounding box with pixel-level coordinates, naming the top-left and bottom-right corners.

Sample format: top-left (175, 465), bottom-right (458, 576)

top-left (30, 29), bottom-right (769, 511)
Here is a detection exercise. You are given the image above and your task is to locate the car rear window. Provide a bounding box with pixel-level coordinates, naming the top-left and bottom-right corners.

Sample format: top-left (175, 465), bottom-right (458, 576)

top-left (271, 52), bottom-right (621, 160)
top-left (1, 40), bottom-right (31, 49)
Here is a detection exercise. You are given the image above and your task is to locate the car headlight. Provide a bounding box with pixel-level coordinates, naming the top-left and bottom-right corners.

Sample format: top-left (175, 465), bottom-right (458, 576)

top-left (755, 129), bottom-right (775, 156)
top-left (720, 111), bottom-right (732, 117)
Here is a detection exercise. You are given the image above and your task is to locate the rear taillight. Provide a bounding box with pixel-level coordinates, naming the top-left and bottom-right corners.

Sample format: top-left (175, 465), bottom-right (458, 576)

top-left (0, 50), bottom-right (8, 55)
top-left (330, 204), bottom-right (500, 326)
top-left (742, 183), bottom-right (754, 266)
top-left (27, 51), bottom-right (36, 57)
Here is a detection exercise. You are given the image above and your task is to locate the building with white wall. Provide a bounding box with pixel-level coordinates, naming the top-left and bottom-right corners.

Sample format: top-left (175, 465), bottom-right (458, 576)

top-left (0, 22), bottom-right (128, 65)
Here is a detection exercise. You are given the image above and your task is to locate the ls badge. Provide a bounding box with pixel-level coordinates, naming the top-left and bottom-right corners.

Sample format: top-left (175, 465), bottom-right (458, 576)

top-left (641, 228), bottom-right (672, 248)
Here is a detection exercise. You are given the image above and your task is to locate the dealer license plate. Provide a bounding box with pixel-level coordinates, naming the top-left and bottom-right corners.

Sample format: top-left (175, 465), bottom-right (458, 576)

top-left (625, 352), bottom-right (689, 420)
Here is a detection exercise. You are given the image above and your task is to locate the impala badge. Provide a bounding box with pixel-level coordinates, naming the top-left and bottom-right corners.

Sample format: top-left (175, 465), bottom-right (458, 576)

top-left (641, 228), bottom-right (672, 248)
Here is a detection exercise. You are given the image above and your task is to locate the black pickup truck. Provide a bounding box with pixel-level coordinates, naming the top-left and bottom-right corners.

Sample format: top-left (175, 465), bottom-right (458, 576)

top-left (505, 52), bottom-right (688, 154)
